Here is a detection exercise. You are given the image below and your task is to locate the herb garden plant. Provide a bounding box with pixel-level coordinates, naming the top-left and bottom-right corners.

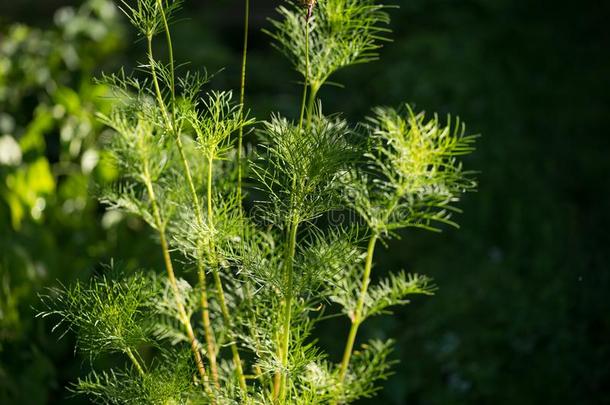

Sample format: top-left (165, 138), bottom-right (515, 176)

top-left (40, 0), bottom-right (477, 403)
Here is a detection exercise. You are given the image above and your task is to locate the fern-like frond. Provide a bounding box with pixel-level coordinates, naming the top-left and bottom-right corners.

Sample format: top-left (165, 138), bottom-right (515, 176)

top-left (38, 267), bottom-right (157, 358)
top-left (73, 349), bottom-right (206, 404)
top-left (295, 227), bottom-right (363, 298)
top-left (152, 277), bottom-right (200, 345)
top-left (252, 111), bottom-right (358, 226)
top-left (267, 0), bottom-right (391, 91)
top-left (338, 339), bottom-right (396, 402)
top-left (189, 90), bottom-right (255, 158)
top-left (362, 271), bottom-right (435, 320)
top-left (117, 0), bottom-right (183, 37)
top-left (347, 104), bottom-right (478, 235)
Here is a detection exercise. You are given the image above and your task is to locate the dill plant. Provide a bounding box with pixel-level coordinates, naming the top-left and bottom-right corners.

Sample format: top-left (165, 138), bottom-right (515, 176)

top-left (39, 0), bottom-right (478, 403)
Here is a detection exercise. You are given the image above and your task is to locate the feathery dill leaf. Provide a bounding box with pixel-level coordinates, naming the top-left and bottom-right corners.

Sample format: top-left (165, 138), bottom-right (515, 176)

top-left (42, 0), bottom-right (478, 403)
top-left (267, 0), bottom-right (390, 91)
top-left (346, 104), bottom-right (478, 236)
top-left (38, 266), bottom-right (157, 358)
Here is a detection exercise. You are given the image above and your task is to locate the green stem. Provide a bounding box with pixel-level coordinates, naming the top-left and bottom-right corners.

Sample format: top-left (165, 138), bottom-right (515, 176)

top-left (197, 260), bottom-right (219, 386)
top-left (305, 84), bottom-right (319, 130)
top-left (298, 18), bottom-right (310, 131)
top-left (155, 1), bottom-right (230, 388)
top-left (207, 154), bottom-right (249, 396)
top-left (206, 155), bottom-right (214, 222)
top-left (146, 36), bottom-right (171, 128)
top-left (337, 234), bottom-right (379, 388)
top-left (272, 9), bottom-right (311, 400)
top-left (237, 0), bottom-right (250, 206)
top-left (156, 0), bottom-right (177, 129)
top-left (141, 152), bottom-right (212, 397)
top-left (147, 30), bottom-right (220, 386)
top-left (276, 216), bottom-right (299, 401)
top-left (236, 5), bottom-right (264, 387)
top-left (125, 347), bottom-right (145, 377)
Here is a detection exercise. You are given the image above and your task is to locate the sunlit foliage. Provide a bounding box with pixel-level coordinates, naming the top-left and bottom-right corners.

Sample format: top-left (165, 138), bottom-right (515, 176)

top-left (40, 0), bottom-right (477, 403)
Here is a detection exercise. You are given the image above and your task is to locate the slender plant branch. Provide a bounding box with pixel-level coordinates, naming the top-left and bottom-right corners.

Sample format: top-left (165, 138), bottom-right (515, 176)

top-left (125, 347), bottom-right (145, 377)
top-left (146, 26), bottom-right (220, 385)
top-left (139, 139), bottom-right (212, 397)
top-left (157, 0), bottom-right (176, 128)
top-left (298, 17), bottom-right (310, 131)
top-left (197, 260), bottom-right (219, 386)
top-left (278, 215), bottom-right (299, 402)
top-left (306, 84), bottom-right (318, 130)
top-left (337, 233), bottom-right (379, 389)
top-left (146, 36), bottom-right (171, 127)
top-left (272, 213), bottom-right (300, 400)
top-left (237, 0), bottom-right (250, 205)
top-left (273, 7), bottom-right (313, 400)
top-left (235, 2), bottom-right (267, 388)
top-left (206, 153), bottom-right (249, 396)
top-left (334, 189), bottom-right (405, 398)
top-left (154, 4), bottom-right (249, 393)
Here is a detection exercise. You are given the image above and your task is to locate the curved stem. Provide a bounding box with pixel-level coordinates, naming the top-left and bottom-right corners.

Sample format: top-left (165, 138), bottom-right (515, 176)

top-left (197, 260), bottom-right (219, 386)
top-left (278, 217), bottom-right (299, 402)
top-left (237, 0), bottom-right (250, 206)
top-left (156, 0), bottom-right (177, 130)
top-left (298, 18), bottom-right (310, 131)
top-left (125, 347), bottom-right (145, 377)
top-left (140, 151), bottom-right (212, 397)
top-left (207, 154), bottom-right (249, 396)
top-left (272, 9), bottom-right (311, 401)
top-left (146, 36), bottom-right (171, 128)
top-left (337, 234), bottom-right (379, 390)
top-left (146, 30), bottom-right (220, 385)
top-left (305, 84), bottom-right (318, 130)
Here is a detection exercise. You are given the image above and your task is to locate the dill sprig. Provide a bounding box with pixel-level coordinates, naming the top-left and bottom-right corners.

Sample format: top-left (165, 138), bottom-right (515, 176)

top-left (40, 0), bottom-right (478, 403)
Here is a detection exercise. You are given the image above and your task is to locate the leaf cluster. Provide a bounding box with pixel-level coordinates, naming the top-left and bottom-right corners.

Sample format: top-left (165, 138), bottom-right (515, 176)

top-left (74, 351), bottom-right (204, 405)
top-left (38, 266), bottom-right (157, 358)
top-left (118, 0), bottom-right (183, 37)
top-left (346, 104), bottom-right (478, 235)
top-left (339, 339), bottom-right (396, 402)
top-left (267, 0), bottom-right (390, 90)
top-left (252, 113), bottom-right (358, 225)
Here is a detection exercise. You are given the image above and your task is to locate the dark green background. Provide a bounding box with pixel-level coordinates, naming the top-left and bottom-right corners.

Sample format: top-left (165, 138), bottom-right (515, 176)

top-left (1, 0), bottom-right (609, 403)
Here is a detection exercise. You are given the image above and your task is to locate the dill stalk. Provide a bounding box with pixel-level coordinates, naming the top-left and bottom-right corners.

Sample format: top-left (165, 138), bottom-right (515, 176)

top-left (337, 234), bottom-right (379, 385)
top-left (138, 125), bottom-right (212, 396)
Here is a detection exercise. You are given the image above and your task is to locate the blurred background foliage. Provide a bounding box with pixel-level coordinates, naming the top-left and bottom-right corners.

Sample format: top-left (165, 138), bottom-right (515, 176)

top-left (0, 1), bottom-right (161, 403)
top-left (1, 0), bottom-right (609, 404)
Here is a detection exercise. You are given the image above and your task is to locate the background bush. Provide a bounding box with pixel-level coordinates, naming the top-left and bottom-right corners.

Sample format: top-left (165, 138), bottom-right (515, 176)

top-left (1, 0), bottom-right (609, 403)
